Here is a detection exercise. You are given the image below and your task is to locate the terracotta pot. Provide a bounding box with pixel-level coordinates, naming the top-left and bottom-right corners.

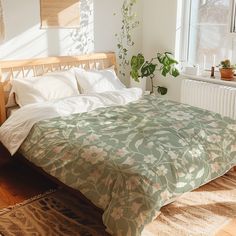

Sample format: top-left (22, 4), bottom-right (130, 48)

top-left (220, 68), bottom-right (234, 81)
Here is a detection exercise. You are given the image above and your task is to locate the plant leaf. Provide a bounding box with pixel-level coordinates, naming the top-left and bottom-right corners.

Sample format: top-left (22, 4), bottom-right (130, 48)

top-left (130, 70), bottom-right (140, 81)
top-left (171, 68), bottom-right (180, 77)
top-left (157, 86), bottom-right (168, 95)
top-left (141, 63), bottom-right (157, 77)
top-left (131, 54), bottom-right (144, 70)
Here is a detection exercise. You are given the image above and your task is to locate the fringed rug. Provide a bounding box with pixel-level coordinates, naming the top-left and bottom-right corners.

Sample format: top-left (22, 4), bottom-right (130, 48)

top-left (0, 189), bottom-right (109, 236)
top-left (0, 171), bottom-right (236, 236)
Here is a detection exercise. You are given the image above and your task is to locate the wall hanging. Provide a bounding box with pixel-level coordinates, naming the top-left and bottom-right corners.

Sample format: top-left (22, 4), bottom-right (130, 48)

top-left (40, 0), bottom-right (80, 28)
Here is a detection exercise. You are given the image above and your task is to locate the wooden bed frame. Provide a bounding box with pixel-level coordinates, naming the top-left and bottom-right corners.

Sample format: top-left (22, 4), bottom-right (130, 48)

top-left (0, 52), bottom-right (117, 125)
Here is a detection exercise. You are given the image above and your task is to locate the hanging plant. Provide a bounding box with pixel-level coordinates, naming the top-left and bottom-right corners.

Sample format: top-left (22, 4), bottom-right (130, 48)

top-left (115, 0), bottom-right (139, 78)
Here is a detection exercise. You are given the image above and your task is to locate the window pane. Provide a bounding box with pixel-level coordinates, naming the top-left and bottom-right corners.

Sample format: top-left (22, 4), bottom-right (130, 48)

top-left (188, 0), bottom-right (232, 70)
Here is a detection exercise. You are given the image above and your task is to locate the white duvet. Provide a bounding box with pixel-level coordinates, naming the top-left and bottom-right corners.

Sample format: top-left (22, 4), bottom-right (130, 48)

top-left (0, 88), bottom-right (142, 155)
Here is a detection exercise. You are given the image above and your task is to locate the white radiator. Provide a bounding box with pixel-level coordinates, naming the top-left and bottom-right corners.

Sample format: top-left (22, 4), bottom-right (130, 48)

top-left (181, 79), bottom-right (236, 120)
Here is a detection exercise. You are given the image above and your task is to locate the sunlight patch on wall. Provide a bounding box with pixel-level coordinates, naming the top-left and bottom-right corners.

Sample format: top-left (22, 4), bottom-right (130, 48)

top-left (0, 24), bottom-right (48, 59)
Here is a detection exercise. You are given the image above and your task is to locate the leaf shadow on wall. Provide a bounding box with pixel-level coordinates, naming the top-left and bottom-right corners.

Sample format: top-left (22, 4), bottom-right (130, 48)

top-left (0, 0), bottom-right (94, 59)
top-left (67, 0), bottom-right (94, 55)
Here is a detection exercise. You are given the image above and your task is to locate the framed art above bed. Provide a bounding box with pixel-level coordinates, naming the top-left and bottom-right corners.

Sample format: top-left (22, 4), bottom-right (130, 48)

top-left (40, 0), bottom-right (80, 28)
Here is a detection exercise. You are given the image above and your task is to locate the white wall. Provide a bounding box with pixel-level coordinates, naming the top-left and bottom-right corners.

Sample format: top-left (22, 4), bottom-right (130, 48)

top-left (0, 0), bottom-right (181, 98)
top-left (0, 0), bottom-right (142, 85)
top-left (142, 0), bottom-right (182, 102)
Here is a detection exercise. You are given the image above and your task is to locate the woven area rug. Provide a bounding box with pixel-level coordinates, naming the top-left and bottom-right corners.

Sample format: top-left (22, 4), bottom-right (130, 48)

top-left (0, 171), bottom-right (236, 236)
top-left (0, 189), bottom-right (109, 236)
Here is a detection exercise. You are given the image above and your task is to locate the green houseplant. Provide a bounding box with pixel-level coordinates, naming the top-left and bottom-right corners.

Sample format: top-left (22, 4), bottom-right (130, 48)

top-left (130, 52), bottom-right (180, 95)
top-left (219, 59), bottom-right (235, 81)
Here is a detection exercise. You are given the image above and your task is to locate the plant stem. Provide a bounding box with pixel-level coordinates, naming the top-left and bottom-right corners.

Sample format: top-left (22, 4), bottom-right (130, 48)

top-left (150, 77), bottom-right (154, 94)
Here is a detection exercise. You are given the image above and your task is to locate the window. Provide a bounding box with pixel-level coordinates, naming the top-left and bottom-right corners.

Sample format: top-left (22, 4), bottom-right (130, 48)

top-left (180, 0), bottom-right (236, 70)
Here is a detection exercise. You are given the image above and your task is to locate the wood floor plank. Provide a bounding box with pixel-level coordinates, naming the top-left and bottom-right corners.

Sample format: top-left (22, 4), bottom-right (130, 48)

top-left (0, 146), bottom-right (57, 207)
top-left (220, 219), bottom-right (236, 236)
top-left (0, 197), bottom-right (7, 209)
top-left (216, 230), bottom-right (235, 236)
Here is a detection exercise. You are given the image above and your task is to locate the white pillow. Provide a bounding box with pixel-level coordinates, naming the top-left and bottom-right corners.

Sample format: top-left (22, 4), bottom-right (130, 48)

top-left (12, 70), bottom-right (79, 107)
top-left (74, 67), bottom-right (126, 94)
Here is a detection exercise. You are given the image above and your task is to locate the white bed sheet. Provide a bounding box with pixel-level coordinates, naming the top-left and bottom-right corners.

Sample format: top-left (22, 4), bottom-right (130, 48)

top-left (6, 106), bottom-right (20, 117)
top-left (0, 88), bottom-right (142, 155)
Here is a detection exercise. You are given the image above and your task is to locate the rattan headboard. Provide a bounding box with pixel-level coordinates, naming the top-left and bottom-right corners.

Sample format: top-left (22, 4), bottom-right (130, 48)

top-left (0, 52), bottom-right (117, 124)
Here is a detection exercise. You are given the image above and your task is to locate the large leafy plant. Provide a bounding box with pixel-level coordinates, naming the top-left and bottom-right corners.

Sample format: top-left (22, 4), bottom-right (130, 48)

top-left (130, 52), bottom-right (180, 95)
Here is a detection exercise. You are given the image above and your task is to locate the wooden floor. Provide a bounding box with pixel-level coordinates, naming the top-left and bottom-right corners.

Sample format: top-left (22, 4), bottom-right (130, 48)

top-left (0, 144), bottom-right (57, 208)
top-left (0, 144), bottom-right (236, 236)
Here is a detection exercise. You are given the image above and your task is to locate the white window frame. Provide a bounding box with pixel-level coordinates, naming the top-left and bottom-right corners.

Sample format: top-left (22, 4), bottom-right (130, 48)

top-left (181, 0), bottom-right (191, 63)
top-left (177, 0), bottom-right (236, 68)
top-left (230, 0), bottom-right (236, 33)
top-left (175, 0), bottom-right (191, 64)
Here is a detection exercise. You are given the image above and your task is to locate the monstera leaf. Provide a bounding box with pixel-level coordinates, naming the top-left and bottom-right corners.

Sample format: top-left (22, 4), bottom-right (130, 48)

top-left (141, 62), bottom-right (157, 78)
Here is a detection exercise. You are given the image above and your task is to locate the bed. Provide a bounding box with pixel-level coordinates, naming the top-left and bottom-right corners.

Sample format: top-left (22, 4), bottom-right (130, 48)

top-left (0, 52), bottom-right (236, 236)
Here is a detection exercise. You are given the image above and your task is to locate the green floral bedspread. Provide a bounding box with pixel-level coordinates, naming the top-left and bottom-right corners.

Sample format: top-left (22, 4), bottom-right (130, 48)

top-left (20, 95), bottom-right (236, 236)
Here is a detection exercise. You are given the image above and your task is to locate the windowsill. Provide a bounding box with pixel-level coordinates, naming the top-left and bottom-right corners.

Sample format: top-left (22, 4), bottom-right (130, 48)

top-left (181, 73), bottom-right (236, 88)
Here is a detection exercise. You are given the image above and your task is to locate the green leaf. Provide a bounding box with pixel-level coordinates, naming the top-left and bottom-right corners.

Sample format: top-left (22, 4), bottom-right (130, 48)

top-left (171, 68), bottom-right (180, 77)
top-left (130, 70), bottom-right (140, 81)
top-left (130, 54), bottom-right (145, 80)
top-left (161, 66), bottom-right (171, 77)
top-left (157, 54), bottom-right (164, 64)
top-left (167, 57), bottom-right (178, 65)
top-left (157, 86), bottom-right (168, 95)
top-left (131, 54), bottom-right (145, 70)
top-left (141, 63), bottom-right (157, 77)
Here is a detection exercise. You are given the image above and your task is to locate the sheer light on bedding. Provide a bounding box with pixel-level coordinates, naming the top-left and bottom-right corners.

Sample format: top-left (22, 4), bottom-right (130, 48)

top-left (12, 70), bottom-right (80, 107)
top-left (0, 88), bottom-right (142, 155)
top-left (1, 94), bottom-right (235, 236)
top-left (74, 67), bottom-right (126, 94)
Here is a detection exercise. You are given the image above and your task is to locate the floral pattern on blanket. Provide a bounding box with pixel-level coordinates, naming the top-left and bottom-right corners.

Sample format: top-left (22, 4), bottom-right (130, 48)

top-left (20, 95), bottom-right (236, 236)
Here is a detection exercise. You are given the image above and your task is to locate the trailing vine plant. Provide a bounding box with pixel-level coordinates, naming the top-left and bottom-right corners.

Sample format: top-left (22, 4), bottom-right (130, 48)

top-left (116, 0), bottom-right (139, 78)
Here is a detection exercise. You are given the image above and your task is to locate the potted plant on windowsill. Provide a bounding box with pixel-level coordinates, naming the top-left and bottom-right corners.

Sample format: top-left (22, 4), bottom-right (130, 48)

top-left (130, 52), bottom-right (180, 95)
top-left (219, 59), bottom-right (235, 81)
